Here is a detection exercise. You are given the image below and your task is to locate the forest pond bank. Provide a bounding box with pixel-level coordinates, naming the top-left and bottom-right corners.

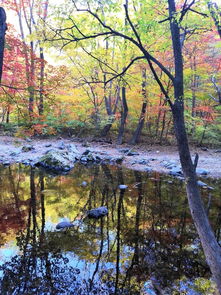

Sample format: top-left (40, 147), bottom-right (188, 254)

top-left (0, 136), bottom-right (221, 178)
top-left (0, 163), bottom-right (221, 294)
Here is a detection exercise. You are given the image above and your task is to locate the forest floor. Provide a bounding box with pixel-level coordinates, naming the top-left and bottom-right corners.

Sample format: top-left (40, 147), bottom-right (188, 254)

top-left (0, 135), bottom-right (221, 178)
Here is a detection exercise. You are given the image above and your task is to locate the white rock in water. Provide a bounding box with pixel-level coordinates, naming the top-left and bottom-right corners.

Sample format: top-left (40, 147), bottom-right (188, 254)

top-left (56, 221), bottom-right (74, 230)
top-left (119, 184), bottom-right (128, 190)
top-left (81, 181), bottom-right (87, 187)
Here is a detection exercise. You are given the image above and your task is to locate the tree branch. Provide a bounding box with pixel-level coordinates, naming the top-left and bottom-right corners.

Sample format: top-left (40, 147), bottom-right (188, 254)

top-left (123, 4), bottom-right (142, 46)
top-left (105, 56), bottom-right (145, 84)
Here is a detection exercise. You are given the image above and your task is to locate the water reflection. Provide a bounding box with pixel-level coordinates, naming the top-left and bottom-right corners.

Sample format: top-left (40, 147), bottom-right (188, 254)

top-left (0, 164), bottom-right (220, 294)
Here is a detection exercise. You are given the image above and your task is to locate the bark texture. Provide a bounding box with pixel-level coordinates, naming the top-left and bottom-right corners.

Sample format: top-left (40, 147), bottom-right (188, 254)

top-left (168, 0), bottom-right (221, 291)
top-left (0, 7), bottom-right (6, 84)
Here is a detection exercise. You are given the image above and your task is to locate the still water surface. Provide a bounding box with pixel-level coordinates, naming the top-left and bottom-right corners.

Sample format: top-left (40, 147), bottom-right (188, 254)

top-left (0, 164), bottom-right (221, 294)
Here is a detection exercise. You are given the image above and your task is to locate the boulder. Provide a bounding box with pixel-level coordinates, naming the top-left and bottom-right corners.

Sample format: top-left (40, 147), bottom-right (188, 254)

top-left (56, 221), bottom-right (74, 230)
top-left (57, 141), bottom-right (66, 150)
top-left (169, 166), bottom-right (183, 176)
top-left (145, 167), bottom-right (153, 173)
top-left (35, 150), bottom-right (75, 172)
top-left (127, 151), bottom-right (139, 156)
top-left (118, 148), bottom-right (130, 153)
top-left (115, 156), bottom-right (124, 164)
top-left (196, 168), bottom-right (209, 176)
top-left (215, 149), bottom-right (221, 153)
top-left (137, 159), bottom-right (149, 165)
top-left (45, 143), bottom-right (52, 148)
top-left (80, 150), bottom-right (99, 164)
top-left (22, 145), bottom-right (34, 152)
top-left (87, 206), bottom-right (108, 218)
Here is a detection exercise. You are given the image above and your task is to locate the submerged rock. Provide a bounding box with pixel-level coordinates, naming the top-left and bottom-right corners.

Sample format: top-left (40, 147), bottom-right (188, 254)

top-left (87, 206), bottom-right (108, 218)
top-left (56, 221), bottom-right (74, 230)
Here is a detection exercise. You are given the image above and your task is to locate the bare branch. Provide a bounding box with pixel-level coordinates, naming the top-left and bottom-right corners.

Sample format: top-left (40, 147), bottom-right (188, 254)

top-left (105, 56), bottom-right (145, 84)
top-left (123, 4), bottom-right (142, 46)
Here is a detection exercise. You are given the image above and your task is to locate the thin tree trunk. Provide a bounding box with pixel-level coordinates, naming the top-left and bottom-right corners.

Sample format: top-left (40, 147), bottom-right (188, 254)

top-left (159, 110), bottom-right (166, 145)
top-left (130, 68), bottom-right (147, 144)
top-left (130, 101), bottom-right (147, 144)
top-left (28, 41), bottom-right (35, 116)
top-left (101, 86), bottom-right (120, 137)
top-left (38, 47), bottom-right (44, 115)
top-left (191, 56), bottom-right (197, 118)
top-left (6, 106), bottom-right (10, 123)
top-left (117, 86), bottom-right (128, 145)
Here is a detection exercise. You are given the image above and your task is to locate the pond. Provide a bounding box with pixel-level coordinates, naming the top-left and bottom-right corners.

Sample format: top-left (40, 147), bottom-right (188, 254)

top-left (0, 164), bottom-right (221, 294)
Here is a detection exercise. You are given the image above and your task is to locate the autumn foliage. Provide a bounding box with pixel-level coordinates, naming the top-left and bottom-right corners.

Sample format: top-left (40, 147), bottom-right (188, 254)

top-left (0, 0), bottom-right (220, 146)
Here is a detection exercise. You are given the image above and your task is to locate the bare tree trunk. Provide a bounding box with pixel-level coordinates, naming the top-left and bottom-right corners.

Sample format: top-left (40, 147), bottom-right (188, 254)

top-left (117, 86), bottom-right (128, 145)
top-left (159, 110), bottom-right (166, 145)
top-left (172, 105), bottom-right (221, 291)
top-left (6, 106), bottom-right (10, 123)
top-left (191, 56), bottom-right (197, 118)
top-left (101, 85), bottom-right (120, 137)
top-left (38, 47), bottom-right (44, 115)
top-left (0, 8), bottom-right (6, 84)
top-left (130, 68), bottom-right (147, 144)
top-left (168, 0), bottom-right (221, 291)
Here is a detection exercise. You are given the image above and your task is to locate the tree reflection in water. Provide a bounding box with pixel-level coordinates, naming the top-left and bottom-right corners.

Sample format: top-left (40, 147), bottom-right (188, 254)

top-left (0, 164), bottom-right (220, 294)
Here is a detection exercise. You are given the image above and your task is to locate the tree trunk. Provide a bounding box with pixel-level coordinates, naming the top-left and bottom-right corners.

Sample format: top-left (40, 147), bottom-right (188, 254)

top-left (130, 101), bottom-right (147, 145)
top-left (168, 0), bottom-right (221, 291)
top-left (0, 8), bottom-right (6, 84)
top-left (29, 41), bottom-right (35, 116)
top-left (159, 110), bottom-right (166, 145)
top-left (191, 56), bottom-right (197, 118)
top-left (38, 47), bottom-right (45, 115)
top-left (117, 86), bottom-right (128, 145)
top-left (130, 68), bottom-right (147, 145)
top-left (172, 104), bottom-right (221, 291)
top-left (6, 106), bottom-right (10, 123)
top-left (101, 85), bottom-right (120, 137)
